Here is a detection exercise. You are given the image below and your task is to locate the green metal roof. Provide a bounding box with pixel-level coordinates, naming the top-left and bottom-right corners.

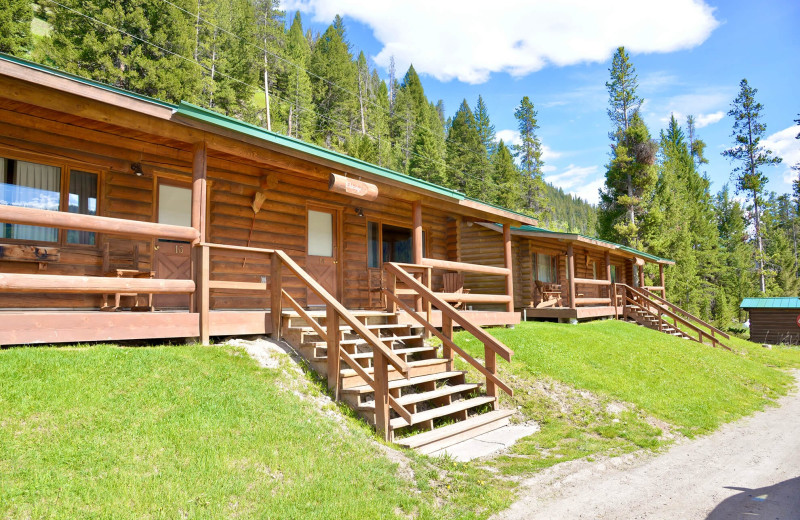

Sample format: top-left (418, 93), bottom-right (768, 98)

top-left (514, 224), bottom-right (674, 263)
top-left (1, 52), bottom-right (541, 221)
top-left (740, 297), bottom-right (800, 309)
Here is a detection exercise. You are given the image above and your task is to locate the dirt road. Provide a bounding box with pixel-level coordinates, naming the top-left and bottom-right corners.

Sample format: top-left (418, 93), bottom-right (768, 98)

top-left (493, 371), bottom-right (800, 520)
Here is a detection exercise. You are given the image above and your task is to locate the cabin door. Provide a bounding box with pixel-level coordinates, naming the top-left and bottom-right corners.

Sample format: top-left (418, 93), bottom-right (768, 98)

top-left (305, 206), bottom-right (340, 306)
top-left (154, 181), bottom-right (193, 309)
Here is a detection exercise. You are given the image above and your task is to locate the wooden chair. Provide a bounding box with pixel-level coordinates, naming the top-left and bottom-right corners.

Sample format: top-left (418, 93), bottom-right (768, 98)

top-left (534, 280), bottom-right (562, 308)
top-left (443, 272), bottom-right (470, 309)
top-left (367, 267), bottom-right (385, 309)
top-left (101, 242), bottom-right (155, 312)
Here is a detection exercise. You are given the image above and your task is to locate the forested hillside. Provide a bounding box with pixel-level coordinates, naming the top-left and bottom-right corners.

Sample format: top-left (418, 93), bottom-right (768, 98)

top-left (1, 1), bottom-right (798, 327)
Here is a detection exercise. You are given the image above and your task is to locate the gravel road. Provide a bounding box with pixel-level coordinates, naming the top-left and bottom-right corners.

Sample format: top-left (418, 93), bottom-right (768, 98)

top-left (493, 370), bottom-right (800, 520)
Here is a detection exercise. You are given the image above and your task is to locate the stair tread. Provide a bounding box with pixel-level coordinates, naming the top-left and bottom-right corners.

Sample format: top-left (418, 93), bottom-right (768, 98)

top-left (360, 383), bottom-right (481, 409)
top-left (338, 334), bottom-right (422, 346)
top-left (395, 409), bottom-right (515, 448)
top-left (348, 346), bottom-right (436, 360)
top-left (390, 396), bottom-right (496, 428)
top-left (292, 323), bottom-right (410, 333)
top-left (340, 357), bottom-right (446, 378)
top-left (341, 370), bottom-right (466, 394)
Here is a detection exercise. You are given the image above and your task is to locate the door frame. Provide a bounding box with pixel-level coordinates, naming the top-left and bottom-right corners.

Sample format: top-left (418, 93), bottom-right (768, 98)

top-left (305, 201), bottom-right (344, 303)
top-left (152, 177), bottom-right (194, 308)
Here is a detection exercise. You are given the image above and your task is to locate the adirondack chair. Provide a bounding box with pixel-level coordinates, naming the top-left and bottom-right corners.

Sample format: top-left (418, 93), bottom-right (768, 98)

top-left (534, 280), bottom-right (562, 308)
top-left (443, 271), bottom-right (470, 309)
top-left (101, 242), bottom-right (155, 311)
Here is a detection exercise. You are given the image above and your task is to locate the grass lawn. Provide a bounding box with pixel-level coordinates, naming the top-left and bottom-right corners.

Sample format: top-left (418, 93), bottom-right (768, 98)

top-left (0, 344), bottom-right (513, 520)
top-left (450, 319), bottom-right (800, 474)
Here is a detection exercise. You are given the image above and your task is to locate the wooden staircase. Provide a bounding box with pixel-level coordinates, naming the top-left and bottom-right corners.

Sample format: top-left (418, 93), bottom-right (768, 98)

top-left (615, 284), bottom-right (733, 350)
top-left (282, 309), bottom-right (514, 454)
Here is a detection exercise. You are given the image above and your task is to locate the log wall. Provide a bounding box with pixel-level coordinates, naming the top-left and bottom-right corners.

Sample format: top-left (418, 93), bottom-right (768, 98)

top-left (746, 308), bottom-right (800, 345)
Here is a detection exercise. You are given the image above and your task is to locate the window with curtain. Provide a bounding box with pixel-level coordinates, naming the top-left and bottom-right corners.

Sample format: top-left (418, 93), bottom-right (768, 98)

top-left (592, 261), bottom-right (597, 280)
top-left (67, 170), bottom-right (98, 245)
top-left (535, 253), bottom-right (557, 283)
top-left (367, 222), bottom-right (427, 267)
top-left (367, 221), bottom-right (379, 268)
top-left (610, 265), bottom-right (617, 283)
top-left (0, 157), bottom-right (61, 242)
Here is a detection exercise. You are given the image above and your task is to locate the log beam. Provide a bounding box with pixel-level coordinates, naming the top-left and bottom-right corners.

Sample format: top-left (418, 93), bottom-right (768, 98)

top-left (503, 223), bottom-right (514, 313)
top-left (567, 243), bottom-right (576, 309)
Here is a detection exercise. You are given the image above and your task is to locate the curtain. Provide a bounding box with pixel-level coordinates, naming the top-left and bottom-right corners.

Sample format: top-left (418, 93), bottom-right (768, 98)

top-left (536, 253), bottom-right (555, 283)
top-left (67, 170), bottom-right (97, 245)
top-left (1, 159), bottom-right (60, 242)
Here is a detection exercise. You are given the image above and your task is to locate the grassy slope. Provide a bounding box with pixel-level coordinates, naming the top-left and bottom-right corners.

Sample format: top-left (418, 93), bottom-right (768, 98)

top-left (0, 345), bottom-right (513, 519)
top-left (450, 320), bottom-right (800, 474)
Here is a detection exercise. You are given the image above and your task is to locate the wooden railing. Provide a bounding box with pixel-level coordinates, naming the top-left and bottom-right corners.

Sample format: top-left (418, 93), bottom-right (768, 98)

top-left (384, 262), bottom-right (514, 406)
top-left (0, 205), bottom-right (198, 297)
top-left (198, 243), bottom-right (412, 441)
top-left (572, 277), bottom-right (613, 307)
top-left (420, 257), bottom-right (514, 309)
top-left (616, 284), bottom-right (732, 351)
top-left (639, 287), bottom-right (730, 341)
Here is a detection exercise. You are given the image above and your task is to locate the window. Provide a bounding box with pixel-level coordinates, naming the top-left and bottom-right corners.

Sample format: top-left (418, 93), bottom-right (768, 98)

top-left (592, 261), bottom-right (597, 280)
top-left (610, 265), bottom-right (617, 283)
top-left (534, 253), bottom-right (557, 283)
top-left (367, 222), bottom-right (426, 268)
top-left (0, 157), bottom-right (98, 245)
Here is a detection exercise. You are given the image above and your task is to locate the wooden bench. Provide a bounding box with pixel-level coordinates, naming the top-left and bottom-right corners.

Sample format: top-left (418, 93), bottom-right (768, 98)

top-left (534, 280), bottom-right (562, 308)
top-left (443, 272), bottom-right (470, 309)
top-left (101, 242), bottom-right (155, 312)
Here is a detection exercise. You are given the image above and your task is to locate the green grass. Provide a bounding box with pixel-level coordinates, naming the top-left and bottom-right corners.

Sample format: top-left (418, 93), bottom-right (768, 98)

top-left (0, 344), bottom-right (514, 519)
top-left (453, 320), bottom-right (799, 439)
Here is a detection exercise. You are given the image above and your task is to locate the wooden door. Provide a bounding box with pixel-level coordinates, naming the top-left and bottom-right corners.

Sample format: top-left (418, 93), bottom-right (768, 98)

top-left (154, 240), bottom-right (192, 308)
top-left (305, 207), bottom-right (340, 306)
top-left (153, 181), bottom-right (193, 309)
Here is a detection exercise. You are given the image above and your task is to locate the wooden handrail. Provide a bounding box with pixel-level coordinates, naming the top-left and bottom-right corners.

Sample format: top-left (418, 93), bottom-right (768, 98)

top-left (384, 290), bottom-right (513, 396)
top-left (385, 262), bottom-right (513, 362)
top-left (273, 250), bottom-right (409, 375)
top-left (618, 284), bottom-right (732, 351)
top-left (0, 273), bottom-right (195, 294)
top-left (434, 292), bottom-right (512, 304)
top-left (0, 204), bottom-right (199, 242)
top-left (573, 277), bottom-right (612, 286)
top-left (281, 289), bottom-right (328, 343)
top-left (421, 257), bottom-right (510, 276)
top-left (198, 242), bottom-right (275, 255)
top-left (640, 287), bottom-right (730, 340)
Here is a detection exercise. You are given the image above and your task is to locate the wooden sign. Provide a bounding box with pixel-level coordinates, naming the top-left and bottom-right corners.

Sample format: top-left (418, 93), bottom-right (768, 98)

top-left (329, 173), bottom-right (378, 201)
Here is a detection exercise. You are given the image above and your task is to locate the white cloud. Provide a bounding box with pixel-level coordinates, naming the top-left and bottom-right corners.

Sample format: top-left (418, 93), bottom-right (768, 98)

top-left (761, 125), bottom-right (800, 187)
top-left (286, 0), bottom-right (719, 84)
top-left (496, 129), bottom-right (520, 147)
top-left (545, 164), bottom-right (603, 204)
top-left (695, 111), bottom-right (724, 128)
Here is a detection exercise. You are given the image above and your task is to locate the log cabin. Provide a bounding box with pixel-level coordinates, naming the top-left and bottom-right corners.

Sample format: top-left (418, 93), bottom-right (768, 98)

top-left (458, 221), bottom-right (675, 321)
top-left (740, 298), bottom-right (800, 345)
top-left (0, 53), bottom-right (536, 446)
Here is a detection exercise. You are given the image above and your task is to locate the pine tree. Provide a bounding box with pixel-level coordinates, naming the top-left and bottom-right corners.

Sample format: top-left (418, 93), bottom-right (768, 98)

top-left (42, 0), bottom-right (201, 104)
top-left (598, 47), bottom-right (656, 247)
top-left (474, 95), bottom-right (496, 158)
top-left (282, 11), bottom-right (313, 140)
top-left (715, 185), bottom-right (756, 321)
top-left (686, 114), bottom-right (709, 166)
top-left (722, 79), bottom-right (783, 293)
top-left (445, 99), bottom-right (486, 197)
top-left (309, 15), bottom-right (356, 149)
top-left (513, 96), bottom-right (547, 218)
top-left (492, 140), bottom-right (523, 210)
top-left (408, 123), bottom-right (445, 185)
top-left (0, 0), bottom-right (32, 54)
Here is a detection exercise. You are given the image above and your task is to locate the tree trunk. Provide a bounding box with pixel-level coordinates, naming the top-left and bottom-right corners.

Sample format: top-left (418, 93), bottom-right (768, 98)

top-left (753, 188), bottom-right (766, 293)
top-left (263, 52), bottom-right (271, 132)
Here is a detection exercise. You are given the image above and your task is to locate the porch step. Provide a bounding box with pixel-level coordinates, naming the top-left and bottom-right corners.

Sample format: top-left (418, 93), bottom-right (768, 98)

top-left (337, 334), bottom-right (422, 346)
top-left (341, 370), bottom-right (467, 395)
top-left (395, 409), bottom-right (515, 454)
top-left (313, 345), bottom-right (437, 362)
top-left (294, 323), bottom-right (411, 333)
top-left (390, 396), bottom-right (496, 429)
top-left (358, 383), bottom-right (480, 411)
top-left (340, 358), bottom-right (449, 388)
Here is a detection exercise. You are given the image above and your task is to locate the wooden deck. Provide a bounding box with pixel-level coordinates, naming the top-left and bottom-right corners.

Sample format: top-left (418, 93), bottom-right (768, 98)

top-left (521, 306), bottom-right (618, 321)
top-left (0, 310), bottom-right (274, 346)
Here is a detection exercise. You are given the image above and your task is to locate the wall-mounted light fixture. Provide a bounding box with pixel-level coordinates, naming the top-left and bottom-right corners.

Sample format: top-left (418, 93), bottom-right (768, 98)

top-left (131, 162), bottom-right (144, 176)
top-left (354, 207), bottom-right (364, 217)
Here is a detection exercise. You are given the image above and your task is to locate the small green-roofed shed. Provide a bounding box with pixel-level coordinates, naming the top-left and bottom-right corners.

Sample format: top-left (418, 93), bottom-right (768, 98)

top-left (740, 297), bottom-right (800, 345)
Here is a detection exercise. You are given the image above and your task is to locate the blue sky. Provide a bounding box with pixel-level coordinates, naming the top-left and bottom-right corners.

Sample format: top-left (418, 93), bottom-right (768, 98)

top-left (286, 0), bottom-right (799, 204)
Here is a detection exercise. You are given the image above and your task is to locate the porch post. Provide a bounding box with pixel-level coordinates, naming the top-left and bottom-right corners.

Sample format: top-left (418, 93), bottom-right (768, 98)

top-left (639, 261), bottom-right (646, 289)
top-left (412, 200), bottom-right (423, 313)
top-left (567, 242), bottom-right (576, 309)
top-left (659, 263), bottom-right (666, 298)
top-left (192, 141), bottom-right (209, 345)
top-left (605, 250), bottom-right (612, 303)
top-left (503, 223), bottom-right (514, 313)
